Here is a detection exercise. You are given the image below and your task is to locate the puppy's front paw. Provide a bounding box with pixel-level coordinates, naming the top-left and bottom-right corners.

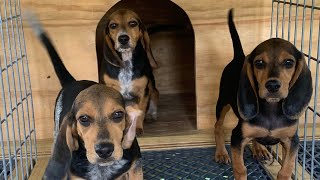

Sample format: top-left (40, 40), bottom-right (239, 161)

top-left (214, 149), bottom-right (231, 164)
top-left (252, 143), bottom-right (272, 162)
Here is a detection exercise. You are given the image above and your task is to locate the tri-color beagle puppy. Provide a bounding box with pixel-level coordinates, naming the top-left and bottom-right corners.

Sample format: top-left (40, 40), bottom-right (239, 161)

top-left (214, 9), bottom-right (312, 180)
top-left (96, 9), bottom-right (159, 135)
top-left (28, 14), bottom-right (143, 179)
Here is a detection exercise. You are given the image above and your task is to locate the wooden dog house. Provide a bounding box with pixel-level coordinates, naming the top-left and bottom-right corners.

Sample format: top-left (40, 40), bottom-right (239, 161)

top-left (22, 0), bottom-right (320, 156)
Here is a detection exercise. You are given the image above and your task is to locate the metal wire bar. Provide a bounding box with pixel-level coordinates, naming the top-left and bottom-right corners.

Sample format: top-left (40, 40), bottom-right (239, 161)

top-left (18, 0), bottom-right (37, 169)
top-left (276, 0), bottom-right (281, 38)
top-left (310, 13), bottom-right (319, 180)
top-left (281, 0), bottom-right (286, 38)
top-left (273, 0), bottom-right (320, 10)
top-left (300, 0), bottom-right (309, 178)
top-left (293, 0), bottom-right (299, 46)
top-left (307, 106), bottom-right (320, 117)
top-left (288, 0), bottom-right (293, 41)
top-left (271, 0), bottom-right (275, 37)
top-left (1, 55), bottom-right (25, 72)
top-left (16, 0), bottom-right (38, 168)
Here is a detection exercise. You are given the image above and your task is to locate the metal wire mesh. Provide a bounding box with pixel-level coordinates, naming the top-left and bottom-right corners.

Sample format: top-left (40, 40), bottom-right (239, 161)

top-left (270, 0), bottom-right (320, 179)
top-left (0, 0), bottom-right (37, 179)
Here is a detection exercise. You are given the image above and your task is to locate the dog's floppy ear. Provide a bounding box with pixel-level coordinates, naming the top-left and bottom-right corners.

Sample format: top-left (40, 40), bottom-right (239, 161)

top-left (282, 53), bottom-right (313, 119)
top-left (237, 56), bottom-right (259, 120)
top-left (104, 21), bottom-right (124, 68)
top-left (139, 21), bottom-right (158, 69)
top-left (43, 112), bottom-right (75, 180)
top-left (122, 106), bottom-right (143, 149)
top-left (65, 112), bottom-right (79, 151)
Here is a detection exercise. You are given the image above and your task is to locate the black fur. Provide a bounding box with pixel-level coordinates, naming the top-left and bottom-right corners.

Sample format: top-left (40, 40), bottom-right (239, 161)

top-left (30, 17), bottom-right (141, 179)
top-left (216, 9), bottom-right (245, 121)
top-left (38, 31), bottom-right (76, 87)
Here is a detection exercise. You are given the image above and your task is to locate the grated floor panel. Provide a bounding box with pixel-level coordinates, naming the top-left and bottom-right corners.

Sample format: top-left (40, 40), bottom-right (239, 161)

top-left (142, 146), bottom-right (272, 180)
top-left (298, 140), bottom-right (320, 180)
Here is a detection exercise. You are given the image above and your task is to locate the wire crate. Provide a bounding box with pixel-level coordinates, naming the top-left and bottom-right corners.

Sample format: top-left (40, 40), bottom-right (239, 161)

top-left (0, 0), bottom-right (37, 179)
top-left (271, 0), bottom-right (320, 179)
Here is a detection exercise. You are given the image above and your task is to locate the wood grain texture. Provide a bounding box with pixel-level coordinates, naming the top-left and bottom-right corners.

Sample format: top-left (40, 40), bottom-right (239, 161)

top-left (18, 0), bottom-right (320, 141)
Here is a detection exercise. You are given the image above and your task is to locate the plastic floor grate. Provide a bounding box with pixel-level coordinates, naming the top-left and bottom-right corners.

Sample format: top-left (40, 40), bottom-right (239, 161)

top-left (142, 146), bottom-right (272, 180)
top-left (297, 140), bottom-right (320, 179)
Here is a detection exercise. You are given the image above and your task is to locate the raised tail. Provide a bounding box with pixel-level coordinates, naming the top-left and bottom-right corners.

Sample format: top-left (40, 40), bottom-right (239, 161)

top-left (228, 9), bottom-right (245, 60)
top-left (26, 12), bottom-right (75, 87)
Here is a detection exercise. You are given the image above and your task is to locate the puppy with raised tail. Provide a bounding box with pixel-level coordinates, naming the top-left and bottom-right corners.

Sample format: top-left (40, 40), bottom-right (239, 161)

top-left (27, 12), bottom-right (143, 180)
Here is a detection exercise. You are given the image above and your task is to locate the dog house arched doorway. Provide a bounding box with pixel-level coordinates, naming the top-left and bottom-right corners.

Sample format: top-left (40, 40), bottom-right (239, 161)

top-left (96, 0), bottom-right (196, 136)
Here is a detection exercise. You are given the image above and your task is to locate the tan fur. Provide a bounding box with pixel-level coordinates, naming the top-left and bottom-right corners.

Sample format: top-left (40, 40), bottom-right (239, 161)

top-left (241, 122), bottom-right (297, 139)
top-left (231, 138), bottom-right (252, 180)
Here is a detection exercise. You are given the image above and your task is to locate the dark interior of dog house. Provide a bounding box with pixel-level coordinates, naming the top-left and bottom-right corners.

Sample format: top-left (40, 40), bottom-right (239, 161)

top-left (0, 0), bottom-right (319, 179)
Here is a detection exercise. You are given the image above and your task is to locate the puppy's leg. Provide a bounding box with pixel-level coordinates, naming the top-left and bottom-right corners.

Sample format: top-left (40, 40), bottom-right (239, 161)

top-left (116, 159), bottom-right (143, 180)
top-left (128, 159), bottom-right (143, 180)
top-left (214, 102), bottom-right (231, 164)
top-left (231, 123), bottom-right (252, 180)
top-left (277, 134), bottom-right (298, 180)
top-left (146, 86), bottom-right (159, 123)
top-left (252, 140), bottom-right (272, 161)
top-left (135, 95), bottom-right (149, 136)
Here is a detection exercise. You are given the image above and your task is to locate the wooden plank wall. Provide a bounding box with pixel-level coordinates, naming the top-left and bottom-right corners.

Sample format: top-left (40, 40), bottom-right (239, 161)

top-left (19, 0), bottom-right (320, 140)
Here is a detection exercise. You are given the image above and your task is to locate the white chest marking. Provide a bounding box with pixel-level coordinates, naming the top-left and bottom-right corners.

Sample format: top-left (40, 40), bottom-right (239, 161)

top-left (118, 51), bottom-right (133, 99)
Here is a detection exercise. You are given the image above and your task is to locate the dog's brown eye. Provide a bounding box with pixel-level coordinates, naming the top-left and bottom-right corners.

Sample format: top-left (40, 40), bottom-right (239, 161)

top-left (109, 23), bottom-right (118, 29)
top-left (128, 21), bottom-right (138, 27)
top-left (254, 60), bottom-right (265, 69)
top-left (78, 115), bottom-right (90, 127)
top-left (112, 111), bottom-right (124, 122)
top-left (283, 59), bottom-right (294, 68)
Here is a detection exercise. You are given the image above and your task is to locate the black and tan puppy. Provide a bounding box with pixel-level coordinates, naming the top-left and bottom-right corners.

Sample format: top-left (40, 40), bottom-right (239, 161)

top-left (214, 9), bottom-right (312, 180)
top-left (28, 14), bottom-right (143, 179)
top-left (96, 9), bottom-right (159, 135)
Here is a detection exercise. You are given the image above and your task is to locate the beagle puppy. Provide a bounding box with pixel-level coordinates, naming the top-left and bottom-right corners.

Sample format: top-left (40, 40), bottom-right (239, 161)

top-left (28, 15), bottom-right (143, 179)
top-left (96, 9), bottom-right (159, 135)
top-left (214, 9), bottom-right (313, 180)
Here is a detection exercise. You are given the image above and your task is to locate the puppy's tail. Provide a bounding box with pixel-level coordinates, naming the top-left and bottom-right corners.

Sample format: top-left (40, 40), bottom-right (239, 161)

top-left (25, 11), bottom-right (75, 87)
top-left (228, 9), bottom-right (245, 60)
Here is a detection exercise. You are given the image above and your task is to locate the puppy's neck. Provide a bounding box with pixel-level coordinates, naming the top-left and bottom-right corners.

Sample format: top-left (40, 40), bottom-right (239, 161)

top-left (121, 51), bottom-right (133, 62)
top-left (260, 99), bottom-right (282, 115)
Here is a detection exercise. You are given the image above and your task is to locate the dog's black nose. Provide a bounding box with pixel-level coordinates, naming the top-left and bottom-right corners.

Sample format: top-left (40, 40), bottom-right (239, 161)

top-left (118, 35), bottom-right (129, 45)
top-left (265, 80), bottom-right (281, 93)
top-left (95, 143), bottom-right (114, 159)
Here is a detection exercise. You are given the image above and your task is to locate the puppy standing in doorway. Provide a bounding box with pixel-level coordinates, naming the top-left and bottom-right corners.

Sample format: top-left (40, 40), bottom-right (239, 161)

top-left (96, 9), bottom-right (159, 135)
top-left (214, 9), bottom-right (312, 180)
top-left (27, 13), bottom-right (143, 179)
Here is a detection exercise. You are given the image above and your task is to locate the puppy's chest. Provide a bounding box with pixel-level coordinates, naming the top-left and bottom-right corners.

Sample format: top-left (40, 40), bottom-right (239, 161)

top-left (86, 159), bottom-right (129, 180)
top-left (242, 115), bottom-right (298, 140)
top-left (118, 60), bottom-right (134, 98)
